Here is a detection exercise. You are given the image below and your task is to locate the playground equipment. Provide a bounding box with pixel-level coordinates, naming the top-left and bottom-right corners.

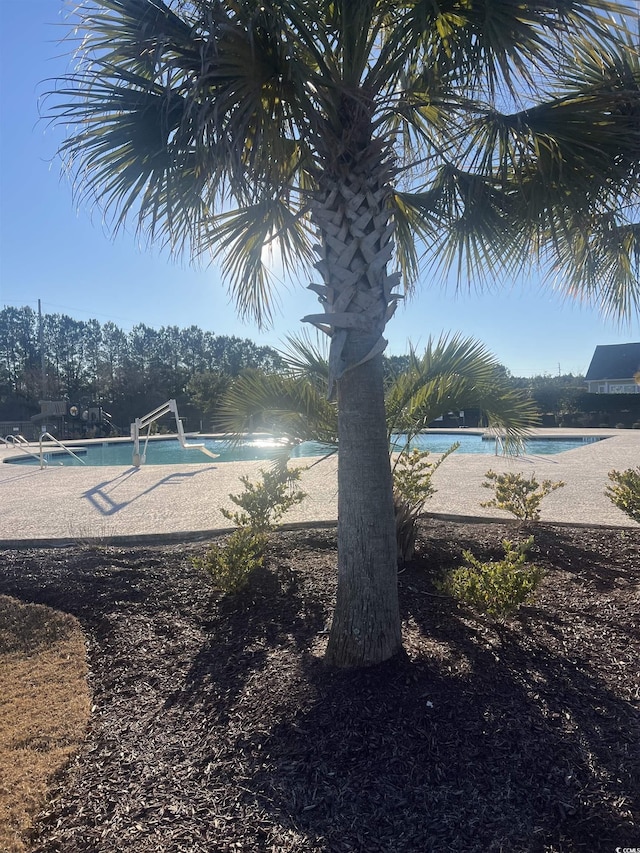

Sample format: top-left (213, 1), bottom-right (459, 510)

top-left (130, 399), bottom-right (219, 467)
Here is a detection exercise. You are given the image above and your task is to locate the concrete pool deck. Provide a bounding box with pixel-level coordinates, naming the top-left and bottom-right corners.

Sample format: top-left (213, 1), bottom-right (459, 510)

top-left (1, 428), bottom-right (639, 546)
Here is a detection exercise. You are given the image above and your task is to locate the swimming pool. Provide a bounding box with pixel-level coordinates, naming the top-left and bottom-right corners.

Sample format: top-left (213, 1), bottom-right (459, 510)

top-left (396, 432), bottom-right (604, 456)
top-left (3, 432), bottom-right (605, 467)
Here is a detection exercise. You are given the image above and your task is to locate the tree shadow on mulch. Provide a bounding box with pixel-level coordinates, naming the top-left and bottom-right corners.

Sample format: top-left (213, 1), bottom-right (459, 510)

top-left (191, 527), bottom-right (638, 853)
top-left (223, 652), bottom-right (635, 853)
top-left (0, 519), bottom-right (637, 853)
top-left (169, 562), bottom-right (328, 718)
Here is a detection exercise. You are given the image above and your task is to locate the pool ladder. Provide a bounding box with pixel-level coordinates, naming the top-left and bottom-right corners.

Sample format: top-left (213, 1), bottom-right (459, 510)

top-left (2, 434), bottom-right (41, 464)
top-left (2, 433), bottom-right (85, 468)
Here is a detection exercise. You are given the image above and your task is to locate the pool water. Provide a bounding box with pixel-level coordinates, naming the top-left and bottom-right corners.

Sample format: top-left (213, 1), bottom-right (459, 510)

top-left (394, 433), bottom-right (604, 456)
top-left (4, 433), bottom-right (605, 467)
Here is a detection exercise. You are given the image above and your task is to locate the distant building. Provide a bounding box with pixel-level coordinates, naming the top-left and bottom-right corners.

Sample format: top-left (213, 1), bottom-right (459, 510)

top-left (585, 343), bottom-right (640, 393)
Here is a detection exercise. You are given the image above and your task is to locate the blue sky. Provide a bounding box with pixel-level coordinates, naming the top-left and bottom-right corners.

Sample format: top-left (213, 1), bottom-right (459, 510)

top-left (1, 0), bottom-right (638, 377)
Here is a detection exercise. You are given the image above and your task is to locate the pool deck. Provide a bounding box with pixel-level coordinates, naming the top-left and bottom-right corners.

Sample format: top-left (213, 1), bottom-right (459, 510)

top-left (1, 428), bottom-right (639, 546)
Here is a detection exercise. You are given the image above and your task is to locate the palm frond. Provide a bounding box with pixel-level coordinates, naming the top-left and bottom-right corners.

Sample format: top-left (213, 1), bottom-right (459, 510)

top-left (52, 70), bottom-right (209, 248)
top-left (551, 219), bottom-right (640, 318)
top-left (395, 174), bottom-right (529, 289)
top-left (278, 331), bottom-right (330, 387)
top-left (219, 333), bottom-right (538, 448)
top-left (382, 0), bottom-right (635, 98)
top-left (48, 1), bottom-right (322, 236)
top-left (385, 334), bottom-right (539, 438)
top-left (218, 368), bottom-right (338, 444)
top-left (209, 199), bottom-right (316, 327)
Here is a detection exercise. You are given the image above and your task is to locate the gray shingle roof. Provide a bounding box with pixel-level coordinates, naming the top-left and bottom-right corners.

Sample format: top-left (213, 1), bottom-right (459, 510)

top-left (585, 343), bottom-right (640, 381)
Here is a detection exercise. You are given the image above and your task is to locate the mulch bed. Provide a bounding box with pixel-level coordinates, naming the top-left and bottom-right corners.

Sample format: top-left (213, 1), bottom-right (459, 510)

top-left (0, 518), bottom-right (638, 853)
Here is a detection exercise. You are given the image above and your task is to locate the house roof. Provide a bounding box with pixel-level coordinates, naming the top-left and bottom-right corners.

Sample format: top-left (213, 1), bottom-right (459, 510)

top-left (585, 343), bottom-right (640, 381)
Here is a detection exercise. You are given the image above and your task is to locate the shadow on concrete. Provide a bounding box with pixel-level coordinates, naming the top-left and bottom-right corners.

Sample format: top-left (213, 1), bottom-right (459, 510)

top-left (82, 467), bottom-right (215, 516)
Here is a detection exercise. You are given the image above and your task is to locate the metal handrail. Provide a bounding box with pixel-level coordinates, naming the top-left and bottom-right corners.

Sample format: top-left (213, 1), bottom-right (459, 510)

top-left (4, 434), bottom-right (30, 446)
top-left (39, 432), bottom-right (86, 469)
top-left (2, 434), bottom-right (45, 465)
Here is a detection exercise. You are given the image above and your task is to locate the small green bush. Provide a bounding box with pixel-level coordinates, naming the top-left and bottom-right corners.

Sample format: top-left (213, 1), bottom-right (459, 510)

top-left (221, 464), bottom-right (306, 533)
top-left (481, 470), bottom-right (564, 521)
top-left (393, 443), bottom-right (458, 565)
top-left (195, 464), bottom-right (306, 594)
top-left (441, 537), bottom-right (542, 618)
top-left (193, 527), bottom-right (268, 593)
top-left (606, 467), bottom-right (640, 524)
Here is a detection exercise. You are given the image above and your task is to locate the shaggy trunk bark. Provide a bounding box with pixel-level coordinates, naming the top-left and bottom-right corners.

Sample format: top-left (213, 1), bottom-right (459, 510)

top-left (324, 333), bottom-right (402, 667)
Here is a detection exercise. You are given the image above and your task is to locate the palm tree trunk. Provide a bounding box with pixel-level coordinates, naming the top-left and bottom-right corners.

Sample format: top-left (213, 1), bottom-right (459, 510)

top-left (325, 331), bottom-right (402, 667)
top-left (306, 108), bottom-right (403, 667)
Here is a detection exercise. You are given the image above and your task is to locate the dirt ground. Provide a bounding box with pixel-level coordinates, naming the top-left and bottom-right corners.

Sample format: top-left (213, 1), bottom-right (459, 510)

top-left (0, 517), bottom-right (638, 853)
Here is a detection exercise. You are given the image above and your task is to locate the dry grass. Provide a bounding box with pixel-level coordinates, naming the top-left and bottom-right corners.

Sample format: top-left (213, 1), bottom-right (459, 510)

top-left (0, 595), bottom-right (90, 853)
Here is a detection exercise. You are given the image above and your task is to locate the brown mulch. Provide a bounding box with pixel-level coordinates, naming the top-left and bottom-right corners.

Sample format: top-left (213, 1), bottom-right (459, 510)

top-left (0, 518), bottom-right (638, 853)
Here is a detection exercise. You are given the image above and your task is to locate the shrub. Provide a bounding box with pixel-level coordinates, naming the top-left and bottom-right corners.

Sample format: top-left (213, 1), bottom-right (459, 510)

top-left (481, 470), bottom-right (564, 522)
top-left (606, 467), bottom-right (640, 524)
top-left (393, 443), bottom-right (459, 564)
top-left (195, 464), bottom-right (306, 593)
top-left (193, 527), bottom-right (268, 593)
top-left (441, 537), bottom-right (542, 618)
top-left (221, 463), bottom-right (306, 533)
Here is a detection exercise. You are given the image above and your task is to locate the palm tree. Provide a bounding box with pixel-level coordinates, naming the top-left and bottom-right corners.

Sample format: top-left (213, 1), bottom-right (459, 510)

top-left (219, 332), bottom-right (540, 562)
top-left (49, 1), bottom-right (640, 666)
top-left (218, 331), bottom-right (539, 447)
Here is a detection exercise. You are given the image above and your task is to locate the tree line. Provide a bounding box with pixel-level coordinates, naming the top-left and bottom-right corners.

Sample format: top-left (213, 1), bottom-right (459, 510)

top-left (0, 305), bottom-right (282, 431)
top-left (2, 304), bottom-right (594, 434)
